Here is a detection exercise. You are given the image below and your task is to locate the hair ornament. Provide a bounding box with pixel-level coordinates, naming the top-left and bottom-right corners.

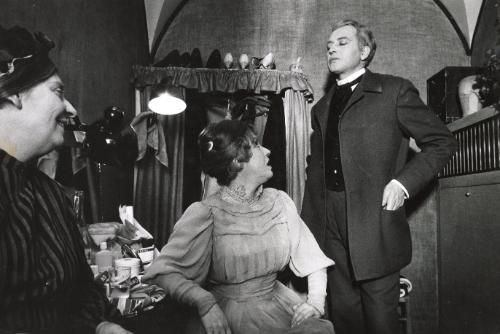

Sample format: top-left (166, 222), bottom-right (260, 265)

top-left (0, 54), bottom-right (32, 78)
top-left (207, 140), bottom-right (214, 151)
top-left (0, 27), bottom-right (55, 78)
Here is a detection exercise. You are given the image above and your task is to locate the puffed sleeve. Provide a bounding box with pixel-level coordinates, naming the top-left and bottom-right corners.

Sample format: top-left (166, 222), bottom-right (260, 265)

top-left (142, 202), bottom-right (217, 315)
top-left (279, 191), bottom-right (335, 277)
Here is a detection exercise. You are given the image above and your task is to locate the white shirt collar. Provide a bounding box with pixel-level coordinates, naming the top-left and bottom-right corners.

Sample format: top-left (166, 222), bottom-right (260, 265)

top-left (337, 68), bottom-right (366, 86)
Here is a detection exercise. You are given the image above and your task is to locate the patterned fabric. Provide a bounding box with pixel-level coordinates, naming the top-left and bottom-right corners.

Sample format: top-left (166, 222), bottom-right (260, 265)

top-left (144, 188), bottom-right (334, 334)
top-left (0, 149), bottom-right (121, 334)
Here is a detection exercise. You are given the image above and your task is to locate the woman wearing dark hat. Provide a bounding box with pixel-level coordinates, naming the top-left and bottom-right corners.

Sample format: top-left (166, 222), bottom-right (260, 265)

top-left (0, 26), bottom-right (132, 334)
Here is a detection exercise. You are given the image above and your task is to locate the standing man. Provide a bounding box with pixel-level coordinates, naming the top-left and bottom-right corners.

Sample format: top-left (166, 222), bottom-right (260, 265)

top-left (301, 19), bottom-right (456, 334)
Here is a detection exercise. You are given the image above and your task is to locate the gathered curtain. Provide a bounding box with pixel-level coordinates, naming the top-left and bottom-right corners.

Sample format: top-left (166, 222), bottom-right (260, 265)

top-left (133, 86), bottom-right (185, 247)
top-left (283, 89), bottom-right (311, 211)
top-left (132, 66), bottom-right (313, 245)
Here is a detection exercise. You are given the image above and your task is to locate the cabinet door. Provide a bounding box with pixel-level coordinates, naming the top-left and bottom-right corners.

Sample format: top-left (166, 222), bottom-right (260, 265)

top-left (439, 183), bottom-right (500, 334)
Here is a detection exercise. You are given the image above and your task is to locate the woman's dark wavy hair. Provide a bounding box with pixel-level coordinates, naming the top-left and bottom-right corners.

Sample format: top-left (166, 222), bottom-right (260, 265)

top-left (198, 120), bottom-right (255, 186)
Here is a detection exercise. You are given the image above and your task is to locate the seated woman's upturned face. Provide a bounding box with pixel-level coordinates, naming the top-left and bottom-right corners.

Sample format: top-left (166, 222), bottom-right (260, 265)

top-left (238, 141), bottom-right (273, 185)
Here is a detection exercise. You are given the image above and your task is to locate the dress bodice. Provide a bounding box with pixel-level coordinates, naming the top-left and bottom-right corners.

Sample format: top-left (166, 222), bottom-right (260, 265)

top-left (206, 188), bottom-right (291, 285)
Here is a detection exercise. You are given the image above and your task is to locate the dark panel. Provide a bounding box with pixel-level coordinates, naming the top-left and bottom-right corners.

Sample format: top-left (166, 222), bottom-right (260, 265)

top-left (36, 1), bottom-right (88, 117)
top-left (93, 163), bottom-right (134, 222)
top-left (439, 178), bottom-right (500, 334)
top-left (0, 0), bottom-right (37, 29)
top-left (427, 67), bottom-right (481, 124)
top-left (79, 0), bottom-right (149, 124)
top-left (403, 185), bottom-right (440, 334)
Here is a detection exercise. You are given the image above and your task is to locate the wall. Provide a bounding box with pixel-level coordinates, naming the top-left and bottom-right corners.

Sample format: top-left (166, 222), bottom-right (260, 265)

top-left (154, 0), bottom-right (469, 102)
top-left (1, 0), bottom-right (149, 124)
top-left (0, 0), bottom-right (150, 221)
top-left (154, 1), bottom-right (470, 333)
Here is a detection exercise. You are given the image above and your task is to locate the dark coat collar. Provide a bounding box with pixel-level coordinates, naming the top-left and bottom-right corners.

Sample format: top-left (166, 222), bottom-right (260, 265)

top-left (314, 69), bottom-right (382, 136)
top-left (359, 69), bottom-right (382, 93)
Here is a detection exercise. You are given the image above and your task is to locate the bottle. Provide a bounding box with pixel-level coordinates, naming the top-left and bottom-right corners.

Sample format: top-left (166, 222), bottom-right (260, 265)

top-left (95, 242), bottom-right (113, 273)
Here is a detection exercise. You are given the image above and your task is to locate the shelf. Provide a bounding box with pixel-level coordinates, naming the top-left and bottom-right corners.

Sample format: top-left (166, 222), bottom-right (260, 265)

top-left (447, 105), bottom-right (498, 132)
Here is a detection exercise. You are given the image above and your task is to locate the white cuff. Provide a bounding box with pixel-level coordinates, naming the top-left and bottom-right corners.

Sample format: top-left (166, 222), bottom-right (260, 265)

top-left (391, 179), bottom-right (409, 199)
top-left (307, 269), bottom-right (327, 315)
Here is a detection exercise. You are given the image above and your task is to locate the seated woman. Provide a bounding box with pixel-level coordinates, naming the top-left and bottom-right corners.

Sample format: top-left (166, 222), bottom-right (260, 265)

top-left (143, 120), bottom-right (335, 334)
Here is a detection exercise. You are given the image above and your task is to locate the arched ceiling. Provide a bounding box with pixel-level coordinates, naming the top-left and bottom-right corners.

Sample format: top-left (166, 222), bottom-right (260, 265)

top-left (144, 0), bottom-right (485, 57)
top-left (435, 0), bottom-right (485, 54)
top-left (144, 0), bottom-right (185, 54)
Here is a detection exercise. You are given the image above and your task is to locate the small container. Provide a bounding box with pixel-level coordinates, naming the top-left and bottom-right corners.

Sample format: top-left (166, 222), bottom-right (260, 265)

top-left (116, 276), bottom-right (141, 290)
top-left (137, 245), bottom-right (155, 265)
top-left (95, 242), bottom-right (113, 273)
top-left (115, 257), bottom-right (141, 278)
top-left (114, 266), bottom-right (131, 283)
top-left (94, 270), bottom-right (110, 285)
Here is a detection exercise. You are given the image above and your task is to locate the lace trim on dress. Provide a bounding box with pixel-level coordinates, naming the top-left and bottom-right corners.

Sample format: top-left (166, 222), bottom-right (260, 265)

top-left (220, 185), bottom-right (264, 206)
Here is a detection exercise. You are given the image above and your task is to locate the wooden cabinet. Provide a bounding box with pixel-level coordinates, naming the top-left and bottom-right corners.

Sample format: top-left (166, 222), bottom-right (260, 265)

top-left (438, 107), bottom-right (500, 334)
top-left (439, 172), bottom-right (500, 333)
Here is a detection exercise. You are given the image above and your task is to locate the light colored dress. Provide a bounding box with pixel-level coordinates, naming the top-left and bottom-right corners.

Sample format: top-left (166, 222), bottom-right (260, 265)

top-left (144, 188), bottom-right (335, 333)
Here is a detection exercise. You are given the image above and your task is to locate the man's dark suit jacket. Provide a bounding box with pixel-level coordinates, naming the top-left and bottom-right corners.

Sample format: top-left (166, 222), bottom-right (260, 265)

top-left (301, 70), bottom-right (457, 281)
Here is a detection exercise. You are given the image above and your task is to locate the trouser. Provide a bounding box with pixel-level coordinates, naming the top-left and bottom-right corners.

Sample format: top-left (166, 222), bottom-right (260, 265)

top-left (324, 189), bottom-right (400, 334)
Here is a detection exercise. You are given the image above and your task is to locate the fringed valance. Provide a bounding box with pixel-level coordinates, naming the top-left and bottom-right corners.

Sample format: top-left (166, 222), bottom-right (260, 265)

top-left (132, 66), bottom-right (314, 101)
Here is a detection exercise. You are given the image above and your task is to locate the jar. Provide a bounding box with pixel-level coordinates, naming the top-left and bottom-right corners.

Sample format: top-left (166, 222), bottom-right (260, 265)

top-left (458, 75), bottom-right (483, 117)
top-left (114, 258), bottom-right (141, 278)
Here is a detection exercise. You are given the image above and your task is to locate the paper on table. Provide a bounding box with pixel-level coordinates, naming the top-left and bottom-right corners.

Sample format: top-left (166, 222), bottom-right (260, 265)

top-left (118, 205), bottom-right (153, 240)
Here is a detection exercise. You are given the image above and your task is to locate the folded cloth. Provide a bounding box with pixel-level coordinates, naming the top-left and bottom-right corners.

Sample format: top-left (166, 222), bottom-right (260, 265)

top-left (130, 111), bottom-right (168, 167)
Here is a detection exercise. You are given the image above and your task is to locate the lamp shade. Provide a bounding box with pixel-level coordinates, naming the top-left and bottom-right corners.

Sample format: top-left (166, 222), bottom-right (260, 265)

top-left (148, 91), bottom-right (186, 115)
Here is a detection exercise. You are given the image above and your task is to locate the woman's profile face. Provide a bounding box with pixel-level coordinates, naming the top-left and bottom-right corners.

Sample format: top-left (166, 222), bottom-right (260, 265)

top-left (238, 141), bottom-right (273, 185)
top-left (18, 74), bottom-right (77, 156)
